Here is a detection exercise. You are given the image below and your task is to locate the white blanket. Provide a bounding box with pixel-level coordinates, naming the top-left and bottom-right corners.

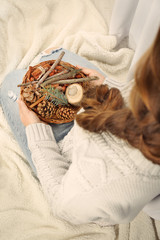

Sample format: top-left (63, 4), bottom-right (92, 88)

top-left (0, 0), bottom-right (159, 239)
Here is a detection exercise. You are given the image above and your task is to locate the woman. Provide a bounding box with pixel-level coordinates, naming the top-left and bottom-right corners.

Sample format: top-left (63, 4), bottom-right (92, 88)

top-left (1, 26), bottom-right (160, 226)
top-left (0, 48), bottom-right (105, 173)
top-left (14, 28), bottom-right (160, 225)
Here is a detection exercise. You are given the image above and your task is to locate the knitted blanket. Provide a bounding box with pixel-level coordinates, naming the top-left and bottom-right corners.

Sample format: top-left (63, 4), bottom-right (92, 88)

top-left (0, 0), bottom-right (159, 239)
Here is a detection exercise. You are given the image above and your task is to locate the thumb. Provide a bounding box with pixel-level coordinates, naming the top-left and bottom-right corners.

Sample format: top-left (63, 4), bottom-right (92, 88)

top-left (76, 65), bottom-right (93, 75)
top-left (17, 97), bottom-right (30, 113)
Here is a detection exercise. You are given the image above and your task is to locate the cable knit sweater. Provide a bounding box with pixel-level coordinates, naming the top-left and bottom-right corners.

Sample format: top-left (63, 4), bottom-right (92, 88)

top-left (26, 78), bottom-right (160, 226)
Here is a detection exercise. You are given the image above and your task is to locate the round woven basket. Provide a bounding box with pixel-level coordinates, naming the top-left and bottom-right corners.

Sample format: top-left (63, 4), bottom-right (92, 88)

top-left (20, 60), bottom-right (89, 124)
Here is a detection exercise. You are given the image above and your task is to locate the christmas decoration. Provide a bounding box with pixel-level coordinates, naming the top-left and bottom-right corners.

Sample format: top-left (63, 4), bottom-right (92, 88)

top-left (19, 52), bottom-right (99, 123)
top-left (65, 83), bottom-right (83, 106)
top-left (37, 100), bottom-right (57, 119)
top-left (56, 106), bottom-right (75, 120)
top-left (41, 86), bottom-right (68, 106)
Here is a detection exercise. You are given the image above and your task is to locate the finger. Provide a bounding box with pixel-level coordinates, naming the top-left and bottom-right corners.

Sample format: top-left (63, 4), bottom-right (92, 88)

top-left (76, 65), bottom-right (93, 75)
top-left (17, 98), bottom-right (31, 114)
top-left (16, 95), bottom-right (23, 102)
top-left (17, 98), bottom-right (25, 107)
top-left (17, 98), bottom-right (27, 107)
top-left (76, 65), bottom-right (82, 69)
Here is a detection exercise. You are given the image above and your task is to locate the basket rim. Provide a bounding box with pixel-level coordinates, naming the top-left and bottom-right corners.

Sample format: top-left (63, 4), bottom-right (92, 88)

top-left (20, 60), bottom-right (85, 124)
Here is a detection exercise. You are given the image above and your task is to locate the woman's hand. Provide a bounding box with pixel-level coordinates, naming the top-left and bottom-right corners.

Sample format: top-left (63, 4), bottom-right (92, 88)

top-left (17, 98), bottom-right (42, 127)
top-left (77, 66), bottom-right (105, 86)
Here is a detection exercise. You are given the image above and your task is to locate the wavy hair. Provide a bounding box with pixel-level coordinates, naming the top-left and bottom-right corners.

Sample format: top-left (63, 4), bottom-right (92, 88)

top-left (76, 28), bottom-right (160, 164)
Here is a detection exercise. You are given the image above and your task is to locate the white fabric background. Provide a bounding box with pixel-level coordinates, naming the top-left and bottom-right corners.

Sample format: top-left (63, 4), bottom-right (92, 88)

top-left (0, 0), bottom-right (159, 239)
top-left (109, 0), bottom-right (160, 220)
top-left (109, 0), bottom-right (160, 80)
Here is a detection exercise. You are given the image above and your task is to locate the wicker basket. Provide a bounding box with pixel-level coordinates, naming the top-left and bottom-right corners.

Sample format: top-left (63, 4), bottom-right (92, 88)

top-left (20, 60), bottom-right (89, 124)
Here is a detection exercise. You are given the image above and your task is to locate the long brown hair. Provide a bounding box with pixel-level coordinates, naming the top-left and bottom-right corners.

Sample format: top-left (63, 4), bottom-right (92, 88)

top-left (76, 28), bottom-right (160, 164)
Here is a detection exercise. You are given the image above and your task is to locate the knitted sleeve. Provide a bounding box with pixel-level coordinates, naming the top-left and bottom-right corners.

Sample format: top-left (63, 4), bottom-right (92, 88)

top-left (25, 123), bottom-right (160, 225)
top-left (25, 122), bottom-right (114, 225)
top-left (26, 123), bottom-right (71, 204)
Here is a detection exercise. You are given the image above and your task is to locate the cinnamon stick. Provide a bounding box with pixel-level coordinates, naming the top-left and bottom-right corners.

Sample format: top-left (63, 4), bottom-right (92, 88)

top-left (27, 66), bottom-right (33, 80)
top-left (46, 69), bottom-right (69, 80)
top-left (37, 51), bottom-right (65, 86)
top-left (29, 95), bottom-right (45, 108)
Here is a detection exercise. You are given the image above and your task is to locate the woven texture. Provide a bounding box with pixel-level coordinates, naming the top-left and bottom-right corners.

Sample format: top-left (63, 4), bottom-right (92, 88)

top-left (21, 60), bottom-right (88, 123)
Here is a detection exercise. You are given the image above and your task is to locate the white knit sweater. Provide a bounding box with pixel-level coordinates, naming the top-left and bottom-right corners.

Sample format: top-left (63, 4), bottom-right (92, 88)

top-left (26, 78), bottom-right (160, 226)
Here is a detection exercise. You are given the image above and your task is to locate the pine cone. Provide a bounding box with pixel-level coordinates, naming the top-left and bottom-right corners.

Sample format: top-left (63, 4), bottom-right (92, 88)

top-left (22, 84), bottom-right (41, 103)
top-left (56, 106), bottom-right (75, 120)
top-left (37, 100), bottom-right (57, 119)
